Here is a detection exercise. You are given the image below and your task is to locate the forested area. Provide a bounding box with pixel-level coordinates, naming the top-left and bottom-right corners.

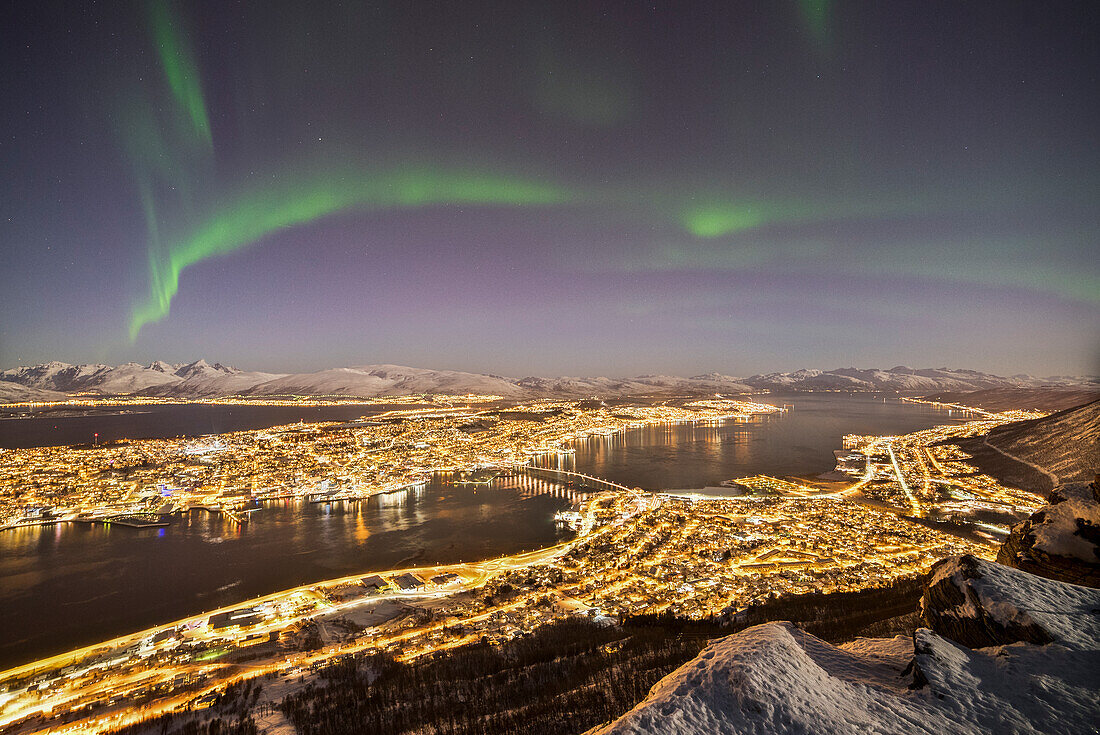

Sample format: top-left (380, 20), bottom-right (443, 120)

top-left (279, 618), bottom-right (705, 735)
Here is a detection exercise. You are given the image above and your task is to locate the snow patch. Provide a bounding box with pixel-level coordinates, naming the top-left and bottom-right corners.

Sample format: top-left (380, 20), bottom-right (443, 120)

top-left (597, 561), bottom-right (1100, 735)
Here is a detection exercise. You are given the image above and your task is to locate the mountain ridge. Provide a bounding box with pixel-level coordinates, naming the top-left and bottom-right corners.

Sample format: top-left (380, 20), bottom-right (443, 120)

top-left (1, 361), bottom-right (1095, 401)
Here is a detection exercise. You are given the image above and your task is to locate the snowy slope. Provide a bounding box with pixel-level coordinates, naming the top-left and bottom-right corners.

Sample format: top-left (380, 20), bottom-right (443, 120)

top-left (918, 388), bottom-right (1099, 413)
top-left (161, 370), bottom-right (286, 397)
top-left (172, 359), bottom-right (233, 381)
top-left (981, 400), bottom-right (1100, 484)
top-left (89, 362), bottom-right (185, 393)
top-left (516, 373), bottom-right (754, 397)
top-left (0, 380), bottom-right (68, 403)
top-left (742, 366), bottom-right (1063, 392)
top-left (242, 364), bottom-right (528, 398)
top-left (0, 361), bottom-right (183, 394)
top-left (595, 559), bottom-right (1100, 735)
top-left (3, 360), bottom-right (1094, 399)
top-left (139, 360), bottom-right (286, 397)
top-left (0, 360), bottom-right (282, 398)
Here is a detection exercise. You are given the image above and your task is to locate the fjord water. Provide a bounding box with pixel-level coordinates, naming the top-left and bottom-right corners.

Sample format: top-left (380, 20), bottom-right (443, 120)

top-left (0, 482), bottom-right (572, 669)
top-left (562, 394), bottom-right (968, 489)
top-left (0, 394), bottom-right (964, 668)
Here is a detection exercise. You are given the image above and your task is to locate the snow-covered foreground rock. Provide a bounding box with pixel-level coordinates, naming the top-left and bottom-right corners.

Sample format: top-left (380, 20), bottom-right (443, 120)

top-left (998, 481), bottom-right (1100, 588)
top-left (922, 554), bottom-right (1099, 647)
top-left (593, 558), bottom-right (1100, 735)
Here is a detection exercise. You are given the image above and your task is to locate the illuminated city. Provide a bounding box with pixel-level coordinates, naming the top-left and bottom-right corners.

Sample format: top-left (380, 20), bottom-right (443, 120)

top-left (0, 398), bottom-right (779, 531)
top-left (0, 396), bottom-right (1057, 733)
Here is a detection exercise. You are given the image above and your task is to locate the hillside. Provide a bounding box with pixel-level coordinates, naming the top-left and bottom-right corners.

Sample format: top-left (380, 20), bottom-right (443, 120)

top-left (0, 360), bottom-right (281, 397)
top-left (921, 387), bottom-right (1099, 412)
top-left (0, 361), bottom-right (184, 394)
top-left (107, 620), bottom-right (709, 735)
top-left (956, 399), bottom-right (1100, 491)
top-left (516, 373), bottom-right (754, 397)
top-left (241, 364), bottom-right (528, 398)
top-left (139, 360), bottom-right (288, 397)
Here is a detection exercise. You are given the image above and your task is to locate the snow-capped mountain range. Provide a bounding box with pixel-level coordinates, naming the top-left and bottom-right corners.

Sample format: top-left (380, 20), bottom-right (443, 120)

top-left (744, 366), bottom-right (1093, 392)
top-left (0, 360), bottom-right (1094, 401)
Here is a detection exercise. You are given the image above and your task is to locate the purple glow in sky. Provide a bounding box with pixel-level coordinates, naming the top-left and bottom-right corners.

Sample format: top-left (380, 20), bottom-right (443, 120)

top-left (1, 1), bottom-right (1097, 376)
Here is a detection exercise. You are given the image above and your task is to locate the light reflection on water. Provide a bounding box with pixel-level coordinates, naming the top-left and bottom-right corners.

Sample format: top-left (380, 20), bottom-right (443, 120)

top-left (545, 394), bottom-right (967, 489)
top-left (0, 477), bottom-right (573, 669)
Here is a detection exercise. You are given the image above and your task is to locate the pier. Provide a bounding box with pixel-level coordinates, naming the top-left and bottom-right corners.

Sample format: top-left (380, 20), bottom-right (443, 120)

top-left (74, 513), bottom-right (169, 528)
top-left (186, 504), bottom-right (250, 527)
top-left (3, 514), bottom-right (169, 531)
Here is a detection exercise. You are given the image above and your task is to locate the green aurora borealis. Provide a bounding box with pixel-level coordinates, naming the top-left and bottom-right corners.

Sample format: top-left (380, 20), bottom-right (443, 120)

top-left (127, 0), bottom-right (779, 338)
top-left (125, 1), bottom-right (789, 338)
top-left (147, 0), bottom-right (211, 146)
top-left (3, 0), bottom-right (1097, 375)
top-left (129, 168), bottom-right (576, 338)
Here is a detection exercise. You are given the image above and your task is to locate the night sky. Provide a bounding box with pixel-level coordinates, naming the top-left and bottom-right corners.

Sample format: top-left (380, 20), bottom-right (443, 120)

top-left (2, 1), bottom-right (1097, 377)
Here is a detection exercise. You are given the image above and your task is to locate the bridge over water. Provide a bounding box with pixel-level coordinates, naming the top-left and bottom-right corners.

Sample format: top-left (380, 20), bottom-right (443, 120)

top-left (519, 466), bottom-right (636, 494)
top-left (492, 470), bottom-right (584, 502)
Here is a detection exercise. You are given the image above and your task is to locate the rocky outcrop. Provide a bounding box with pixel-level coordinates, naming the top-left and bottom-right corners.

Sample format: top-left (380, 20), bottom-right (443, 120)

top-left (595, 559), bottom-right (1100, 735)
top-left (920, 555), bottom-right (1053, 647)
top-left (997, 481), bottom-right (1100, 588)
top-left (921, 554), bottom-right (1100, 650)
